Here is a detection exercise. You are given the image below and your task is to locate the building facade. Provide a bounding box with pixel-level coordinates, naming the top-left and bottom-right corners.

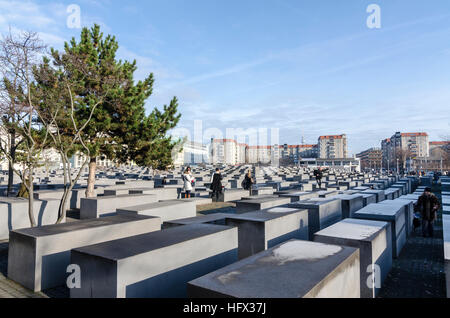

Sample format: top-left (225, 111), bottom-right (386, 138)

top-left (210, 136), bottom-right (349, 165)
top-left (356, 147), bottom-right (382, 171)
top-left (210, 139), bottom-right (239, 165)
top-left (173, 141), bottom-right (209, 166)
top-left (381, 132), bottom-right (430, 170)
top-left (318, 135), bottom-right (348, 159)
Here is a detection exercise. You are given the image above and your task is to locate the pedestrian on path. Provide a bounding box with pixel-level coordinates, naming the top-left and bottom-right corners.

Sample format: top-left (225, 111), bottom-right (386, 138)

top-left (242, 170), bottom-right (254, 195)
top-left (210, 168), bottom-right (223, 201)
top-left (182, 167), bottom-right (195, 198)
top-left (416, 187), bottom-right (440, 238)
top-left (314, 167), bottom-right (324, 189)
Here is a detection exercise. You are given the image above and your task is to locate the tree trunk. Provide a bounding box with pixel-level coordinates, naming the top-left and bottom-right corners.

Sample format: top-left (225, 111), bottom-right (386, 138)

top-left (86, 157), bottom-right (97, 198)
top-left (7, 131), bottom-right (15, 196)
top-left (27, 171), bottom-right (36, 227)
top-left (57, 188), bottom-right (70, 224)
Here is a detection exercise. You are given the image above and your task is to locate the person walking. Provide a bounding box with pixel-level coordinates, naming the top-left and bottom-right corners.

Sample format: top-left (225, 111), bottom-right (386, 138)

top-left (182, 167), bottom-right (195, 198)
top-left (416, 187), bottom-right (440, 237)
top-left (314, 167), bottom-right (324, 189)
top-left (243, 170), bottom-right (254, 196)
top-left (210, 168), bottom-right (223, 202)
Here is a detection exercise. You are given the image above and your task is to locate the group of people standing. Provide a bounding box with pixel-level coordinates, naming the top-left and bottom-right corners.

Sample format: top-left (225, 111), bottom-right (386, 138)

top-left (182, 167), bottom-right (225, 200)
top-left (182, 167), bottom-right (255, 200)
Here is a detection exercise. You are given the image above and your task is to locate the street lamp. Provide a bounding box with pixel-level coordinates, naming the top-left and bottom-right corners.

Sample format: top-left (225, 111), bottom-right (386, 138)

top-left (397, 158), bottom-right (399, 175)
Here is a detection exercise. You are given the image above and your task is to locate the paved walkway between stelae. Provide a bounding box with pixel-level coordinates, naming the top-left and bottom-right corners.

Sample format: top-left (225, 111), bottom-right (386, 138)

top-left (378, 188), bottom-right (447, 298)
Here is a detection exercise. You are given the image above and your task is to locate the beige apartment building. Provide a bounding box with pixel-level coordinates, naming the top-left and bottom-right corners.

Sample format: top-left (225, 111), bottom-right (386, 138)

top-left (318, 135), bottom-right (348, 159)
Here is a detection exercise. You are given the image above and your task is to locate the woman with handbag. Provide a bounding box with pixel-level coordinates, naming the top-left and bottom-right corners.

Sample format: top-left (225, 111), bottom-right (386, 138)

top-left (182, 167), bottom-right (195, 198)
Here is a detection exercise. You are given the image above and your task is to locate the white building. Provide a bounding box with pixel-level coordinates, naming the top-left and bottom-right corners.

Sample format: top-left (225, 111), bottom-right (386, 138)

top-left (210, 139), bottom-right (239, 165)
top-left (318, 135), bottom-right (348, 159)
top-left (173, 140), bottom-right (209, 166)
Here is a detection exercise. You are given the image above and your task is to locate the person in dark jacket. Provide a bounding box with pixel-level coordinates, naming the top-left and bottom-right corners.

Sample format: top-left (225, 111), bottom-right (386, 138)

top-left (210, 168), bottom-right (223, 201)
top-left (243, 170), bottom-right (254, 195)
top-left (416, 187), bottom-right (440, 237)
top-left (313, 167), bottom-right (324, 189)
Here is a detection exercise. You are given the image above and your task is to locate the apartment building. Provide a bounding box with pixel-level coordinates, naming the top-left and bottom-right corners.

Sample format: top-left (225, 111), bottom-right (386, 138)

top-left (318, 135), bottom-right (348, 159)
top-left (356, 147), bottom-right (382, 170)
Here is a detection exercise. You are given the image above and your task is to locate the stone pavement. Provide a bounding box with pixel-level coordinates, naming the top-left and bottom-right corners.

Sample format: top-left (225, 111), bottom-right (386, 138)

top-left (0, 216), bottom-right (79, 299)
top-left (0, 240), bottom-right (48, 298)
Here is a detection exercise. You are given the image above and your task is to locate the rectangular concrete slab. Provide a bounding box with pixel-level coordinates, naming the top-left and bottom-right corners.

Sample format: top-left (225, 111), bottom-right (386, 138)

top-left (235, 197), bottom-right (291, 214)
top-left (359, 193), bottom-right (377, 207)
top-left (0, 198), bottom-right (62, 241)
top-left (379, 199), bottom-right (415, 236)
top-left (442, 196), bottom-right (450, 207)
top-left (163, 213), bottom-right (229, 228)
top-left (80, 194), bottom-right (158, 219)
top-left (288, 198), bottom-right (342, 240)
top-left (216, 190), bottom-right (249, 203)
top-left (353, 203), bottom-right (406, 258)
top-left (70, 224), bottom-right (238, 298)
top-left (314, 218), bottom-right (392, 298)
top-left (357, 190), bottom-right (385, 203)
top-left (117, 200), bottom-right (196, 222)
top-left (7, 214), bottom-right (161, 292)
top-left (443, 205), bottom-right (450, 215)
top-left (225, 207), bottom-right (309, 259)
top-left (333, 194), bottom-right (364, 218)
top-left (187, 240), bottom-right (360, 298)
top-left (278, 191), bottom-right (319, 202)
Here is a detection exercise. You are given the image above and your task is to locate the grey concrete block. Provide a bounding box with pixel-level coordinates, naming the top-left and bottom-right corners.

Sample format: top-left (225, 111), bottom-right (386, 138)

top-left (187, 240), bottom-right (360, 298)
top-left (104, 188), bottom-right (130, 196)
top-left (357, 190), bottom-right (385, 203)
top-left (278, 191), bottom-right (319, 202)
top-left (80, 194), bottom-right (158, 219)
top-left (235, 197), bottom-right (291, 214)
top-left (317, 190), bottom-right (338, 198)
top-left (71, 224), bottom-right (238, 298)
top-left (252, 187), bottom-right (274, 196)
top-left (225, 207), bottom-right (309, 259)
top-left (443, 196), bottom-right (450, 207)
top-left (353, 203), bottom-right (406, 258)
top-left (314, 218), bottom-right (392, 298)
top-left (391, 184), bottom-right (407, 196)
top-left (380, 199), bottom-right (415, 236)
top-left (180, 197), bottom-right (213, 206)
top-left (7, 214), bottom-right (160, 291)
top-left (288, 198), bottom-right (342, 240)
top-left (129, 187), bottom-right (178, 200)
top-left (163, 213), bottom-right (229, 229)
top-left (216, 189), bottom-right (249, 203)
top-left (359, 193), bottom-right (377, 207)
top-left (117, 200), bottom-right (196, 222)
top-left (443, 205), bottom-right (450, 215)
top-left (0, 198), bottom-right (62, 241)
top-left (334, 194), bottom-right (364, 218)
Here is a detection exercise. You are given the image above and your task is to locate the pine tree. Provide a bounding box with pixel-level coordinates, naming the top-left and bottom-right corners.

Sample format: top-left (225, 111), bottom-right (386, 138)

top-left (49, 24), bottom-right (181, 197)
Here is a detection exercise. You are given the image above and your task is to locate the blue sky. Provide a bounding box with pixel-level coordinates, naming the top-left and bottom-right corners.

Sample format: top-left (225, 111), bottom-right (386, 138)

top-left (1, 0), bottom-right (450, 155)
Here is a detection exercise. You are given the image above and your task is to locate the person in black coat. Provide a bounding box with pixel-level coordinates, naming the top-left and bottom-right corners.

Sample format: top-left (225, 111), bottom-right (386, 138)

top-left (210, 168), bottom-right (223, 201)
top-left (416, 187), bottom-right (440, 237)
top-left (313, 167), bottom-right (324, 189)
top-left (243, 170), bottom-right (254, 195)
